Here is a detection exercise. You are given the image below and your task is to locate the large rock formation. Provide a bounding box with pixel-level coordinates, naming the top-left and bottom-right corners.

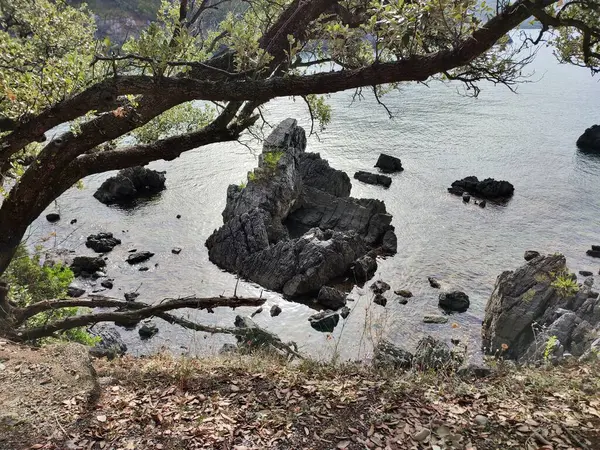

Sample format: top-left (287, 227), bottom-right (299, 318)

top-left (448, 176), bottom-right (514, 201)
top-left (576, 125), bottom-right (600, 152)
top-left (206, 119), bottom-right (397, 297)
top-left (482, 253), bottom-right (600, 363)
top-left (94, 166), bottom-right (166, 205)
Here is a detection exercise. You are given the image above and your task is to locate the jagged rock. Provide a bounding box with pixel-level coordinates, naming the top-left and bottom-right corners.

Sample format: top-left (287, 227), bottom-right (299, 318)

top-left (395, 289), bottom-right (413, 298)
top-left (370, 280), bottom-right (391, 294)
top-left (67, 285), bottom-right (85, 297)
top-left (373, 340), bottom-right (413, 369)
top-left (124, 292), bottom-right (139, 302)
top-left (413, 336), bottom-right (462, 371)
top-left (270, 305), bottom-right (282, 317)
top-left (428, 277), bottom-right (441, 289)
top-left (524, 250), bottom-right (540, 261)
top-left (373, 294), bottom-right (387, 306)
top-left (340, 306), bottom-right (351, 319)
top-left (448, 176), bottom-right (514, 201)
top-left (374, 154), bottom-right (403, 173)
top-left (126, 251), bottom-right (154, 264)
top-left (352, 255), bottom-right (377, 283)
top-left (308, 310), bottom-right (340, 332)
top-left (70, 256), bottom-right (106, 277)
top-left (482, 253), bottom-right (600, 362)
top-left (439, 291), bottom-right (470, 312)
top-left (94, 166), bottom-right (166, 205)
top-left (86, 232), bottom-right (121, 253)
top-left (89, 325), bottom-right (127, 359)
top-left (576, 125), bottom-right (600, 152)
top-left (317, 286), bottom-right (346, 310)
top-left (100, 280), bottom-right (114, 289)
top-left (139, 321), bottom-right (158, 340)
top-left (46, 213), bottom-right (60, 223)
top-left (206, 120), bottom-right (396, 297)
top-left (353, 171), bottom-right (392, 188)
top-left (423, 315), bottom-right (448, 324)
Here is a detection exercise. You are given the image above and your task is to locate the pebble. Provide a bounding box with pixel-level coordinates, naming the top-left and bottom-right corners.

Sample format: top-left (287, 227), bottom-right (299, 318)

top-left (475, 415), bottom-right (489, 426)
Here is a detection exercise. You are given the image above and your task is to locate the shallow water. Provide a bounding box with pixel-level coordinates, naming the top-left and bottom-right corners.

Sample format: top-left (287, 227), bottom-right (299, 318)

top-left (31, 35), bottom-right (600, 360)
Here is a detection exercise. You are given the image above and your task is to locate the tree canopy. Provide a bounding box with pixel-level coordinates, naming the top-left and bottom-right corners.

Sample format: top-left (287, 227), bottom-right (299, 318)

top-left (0, 0), bottom-right (598, 343)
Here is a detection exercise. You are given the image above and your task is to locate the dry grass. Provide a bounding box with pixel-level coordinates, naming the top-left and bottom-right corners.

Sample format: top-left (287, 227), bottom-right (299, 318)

top-left (4, 348), bottom-right (598, 450)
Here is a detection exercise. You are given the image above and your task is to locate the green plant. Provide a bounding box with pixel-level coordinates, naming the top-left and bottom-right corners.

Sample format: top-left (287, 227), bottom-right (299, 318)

top-left (522, 288), bottom-right (536, 303)
top-left (544, 335), bottom-right (558, 362)
top-left (238, 180), bottom-right (247, 189)
top-left (248, 171), bottom-right (257, 182)
top-left (5, 244), bottom-right (97, 345)
top-left (551, 273), bottom-right (579, 298)
top-left (263, 151), bottom-right (284, 170)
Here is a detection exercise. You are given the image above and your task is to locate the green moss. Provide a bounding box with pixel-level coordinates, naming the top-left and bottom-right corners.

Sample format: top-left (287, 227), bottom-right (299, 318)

top-left (523, 288), bottom-right (536, 303)
top-left (263, 151), bottom-right (284, 170)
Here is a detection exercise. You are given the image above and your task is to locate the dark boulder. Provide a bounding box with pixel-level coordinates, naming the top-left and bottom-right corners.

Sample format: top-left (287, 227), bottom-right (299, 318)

top-left (462, 193), bottom-right (470, 203)
top-left (171, 247), bottom-right (182, 255)
top-left (353, 171), bottom-right (392, 188)
top-left (576, 125), bottom-right (600, 152)
top-left (439, 291), bottom-right (470, 312)
top-left (579, 270), bottom-right (593, 277)
top-left (139, 321), bottom-right (159, 340)
top-left (352, 255), bottom-right (377, 283)
top-left (86, 232), bottom-right (121, 253)
top-left (448, 176), bottom-right (514, 201)
top-left (587, 245), bottom-right (600, 258)
top-left (270, 304), bottom-right (282, 317)
top-left (370, 280), bottom-right (390, 294)
top-left (317, 286), bottom-right (346, 310)
top-left (206, 119), bottom-right (396, 297)
top-left (67, 285), bottom-right (85, 298)
top-left (373, 294), bottom-right (387, 306)
top-left (373, 340), bottom-right (413, 369)
top-left (94, 166), bottom-right (166, 205)
top-left (308, 310), bottom-right (340, 332)
top-left (524, 250), bottom-right (540, 261)
top-left (126, 251), bottom-right (154, 264)
top-left (374, 154), bottom-right (403, 173)
top-left (100, 279), bottom-right (114, 289)
top-left (46, 213), bottom-right (60, 223)
top-left (479, 200), bottom-right (487, 208)
top-left (70, 256), bottom-right (106, 277)
top-left (89, 325), bottom-right (127, 359)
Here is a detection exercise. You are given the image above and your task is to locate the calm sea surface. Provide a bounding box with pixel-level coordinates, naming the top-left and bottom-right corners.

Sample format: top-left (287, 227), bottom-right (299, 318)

top-left (31, 34), bottom-right (600, 360)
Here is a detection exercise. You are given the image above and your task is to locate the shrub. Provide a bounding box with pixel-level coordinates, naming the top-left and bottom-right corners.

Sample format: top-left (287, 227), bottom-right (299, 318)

top-left (551, 272), bottom-right (579, 298)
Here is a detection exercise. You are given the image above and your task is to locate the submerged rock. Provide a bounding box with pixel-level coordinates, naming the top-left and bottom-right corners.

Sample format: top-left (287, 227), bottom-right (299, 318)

top-left (70, 256), bottom-right (106, 277)
top-left (482, 253), bottom-right (600, 362)
top-left (206, 119), bottom-right (397, 297)
top-left (439, 291), bottom-right (470, 312)
top-left (448, 176), bottom-right (514, 201)
top-left (576, 125), bottom-right (600, 152)
top-left (308, 310), bottom-right (340, 332)
top-left (317, 286), bottom-right (346, 310)
top-left (126, 251), bottom-right (154, 264)
top-left (94, 166), bottom-right (166, 205)
top-left (353, 171), bottom-right (392, 188)
top-left (395, 289), bottom-right (413, 298)
top-left (86, 232), bottom-right (121, 253)
top-left (374, 154), bottom-right (403, 173)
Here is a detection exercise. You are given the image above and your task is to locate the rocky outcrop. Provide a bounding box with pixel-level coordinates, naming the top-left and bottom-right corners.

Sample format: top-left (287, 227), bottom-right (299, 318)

top-left (206, 119), bottom-right (397, 297)
top-left (448, 176), bottom-right (514, 201)
top-left (576, 125), bottom-right (600, 152)
top-left (86, 233), bottom-right (121, 253)
top-left (374, 154), bottom-right (403, 173)
top-left (94, 166), bottom-right (166, 205)
top-left (482, 253), bottom-right (600, 363)
top-left (353, 171), bottom-right (392, 188)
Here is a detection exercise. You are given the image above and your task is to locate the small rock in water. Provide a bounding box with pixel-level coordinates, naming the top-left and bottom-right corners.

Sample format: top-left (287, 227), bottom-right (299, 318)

top-left (70, 219), bottom-right (78, 224)
top-left (270, 304), bottom-right (282, 317)
top-left (340, 306), bottom-right (351, 319)
top-left (86, 232), bottom-right (121, 253)
top-left (127, 251), bottom-right (154, 264)
top-left (317, 286), bottom-right (346, 309)
top-left (100, 280), bottom-right (114, 289)
top-left (479, 200), bottom-right (487, 208)
top-left (46, 213), bottom-right (60, 223)
top-left (423, 315), bottom-right (448, 324)
top-left (139, 267), bottom-right (149, 272)
top-left (524, 250), bottom-right (540, 261)
top-left (397, 297), bottom-right (408, 305)
top-left (438, 291), bottom-right (470, 312)
top-left (250, 307), bottom-right (263, 318)
top-left (67, 285), bottom-right (85, 298)
top-left (139, 321), bottom-right (158, 340)
top-left (451, 338), bottom-right (461, 346)
top-left (353, 171), bottom-right (392, 188)
top-left (374, 153), bottom-right (404, 173)
top-left (586, 245), bottom-right (600, 258)
top-left (92, 271), bottom-right (106, 279)
top-left (308, 310), bottom-right (340, 332)
top-left (128, 249), bottom-right (137, 253)
top-left (462, 193), bottom-right (471, 203)
top-left (579, 270), bottom-right (593, 277)
top-left (176, 214), bottom-right (181, 219)
top-left (428, 277), bottom-right (441, 289)
top-left (172, 247), bottom-right (182, 255)
top-left (373, 294), bottom-right (387, 306)
top-left (370, 280), bottom-right (391, 294)
top-left (394, 289), bottom-right (413, 298)
top-left (124, 292), bottom-right (139, 302)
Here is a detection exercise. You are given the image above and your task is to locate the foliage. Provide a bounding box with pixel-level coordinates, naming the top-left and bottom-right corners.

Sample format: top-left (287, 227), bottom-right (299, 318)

top-left (544, 335), bottom-right (558, 362)
top-left (522, 288), bottom-right (536, 303)
top-left (263, 151), bottom-right (283, 170)
top-left (551, 272), bottom-right (580, 298)
top-left (5, 244), bottom-right (97, 345)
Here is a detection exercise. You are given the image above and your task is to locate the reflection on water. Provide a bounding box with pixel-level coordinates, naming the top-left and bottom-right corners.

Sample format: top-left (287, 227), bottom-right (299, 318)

top-left (29, 34), bottom-right (600, 361)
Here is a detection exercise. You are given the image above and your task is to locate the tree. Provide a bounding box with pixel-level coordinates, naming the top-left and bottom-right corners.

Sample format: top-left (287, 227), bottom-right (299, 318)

top-left (0, 0), bottom-right (598, 343)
